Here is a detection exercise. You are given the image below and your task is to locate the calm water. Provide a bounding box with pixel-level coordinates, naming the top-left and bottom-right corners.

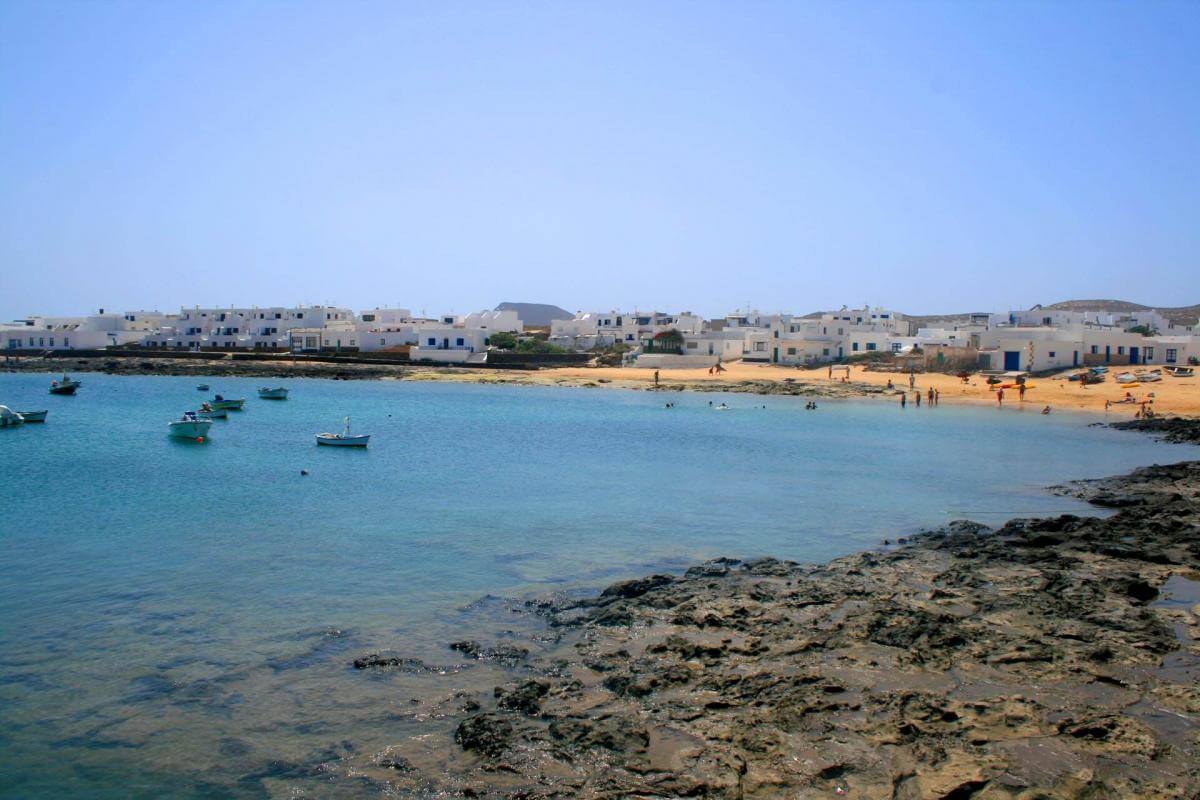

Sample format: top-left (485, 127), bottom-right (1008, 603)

top-left (1, 372), bottom-right (1196, 797)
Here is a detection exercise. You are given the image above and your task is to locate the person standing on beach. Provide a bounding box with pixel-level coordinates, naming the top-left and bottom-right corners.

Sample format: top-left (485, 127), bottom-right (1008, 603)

top-left (997, 388), bottom-right (1004, 406)
top-left (654, 370), bottom-right (660, 387)
top-left (909, 372), bottom-right (915, 389)
top-left (915, 391), bottom-right (921, 407)
top-left (828, 365), bottom-right (833, 379)
top-left (927, 387), bottom-right (934, 405)
top-left (900, 393), bottom-right (906, 409)
top-left (934, 388), bottom-right (940, 406)
top-left (1018, 383), bottom-right (1027, 402)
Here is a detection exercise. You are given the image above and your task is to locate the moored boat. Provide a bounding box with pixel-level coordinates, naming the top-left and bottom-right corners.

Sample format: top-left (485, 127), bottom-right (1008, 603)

top-left (0, 405), bottom-right (25, 427)
top-left (258, 387), bottom-right (289, 399)
top-left (49, 375), bottom-right (81, 395)
top-left (168, 412), bottom-right (213, 441)
top-left (16, 410), bottom-right (47, 422)
top-left (1115, 372), bottom-right (1137, 383)
top-left (315, 416), bottom-right (370, 447)
top-left (210, 395), bottom-right (245, 410)
top-left (197, 384), bottom-right (210, 391)
top-left (1136, 370), bottom-right (1162, 383)
top-left (198, 402), bottom-right (227, 419)
top-left (1165, 366), bottom-right (1195, 377)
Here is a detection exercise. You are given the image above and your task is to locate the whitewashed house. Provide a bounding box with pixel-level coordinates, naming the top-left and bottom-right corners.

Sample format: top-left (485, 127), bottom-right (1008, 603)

top-left (2, 311), bottom-right (170, 351)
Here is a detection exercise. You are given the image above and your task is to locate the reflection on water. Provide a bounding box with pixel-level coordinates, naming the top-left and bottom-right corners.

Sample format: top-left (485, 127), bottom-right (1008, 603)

top-left (1, 372), bottom-right (1197, 796)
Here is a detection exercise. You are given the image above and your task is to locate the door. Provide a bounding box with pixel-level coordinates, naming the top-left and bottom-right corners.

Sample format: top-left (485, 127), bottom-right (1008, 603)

top-left (1003, 351), bottom-right (1021, 371)
top-left (1129, 346), bottom-right (1139, 365)
top-left (1072, 351), bottom-right (1079, 367)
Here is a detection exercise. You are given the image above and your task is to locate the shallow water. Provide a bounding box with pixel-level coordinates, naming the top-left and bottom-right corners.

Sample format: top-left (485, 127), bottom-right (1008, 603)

top-left (1, 372), bottom-right (1196, 797)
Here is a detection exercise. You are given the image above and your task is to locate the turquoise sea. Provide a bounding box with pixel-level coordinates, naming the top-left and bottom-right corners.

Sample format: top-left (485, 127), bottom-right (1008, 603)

top-left (1, 372), bottom-right (1196, 797)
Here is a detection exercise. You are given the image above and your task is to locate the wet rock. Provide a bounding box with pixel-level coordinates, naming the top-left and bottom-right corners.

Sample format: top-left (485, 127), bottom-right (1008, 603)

top-left (597, 574), bottom-right (674, 601)
top-left (448, 640), bottom-right (529, 666)
top-left (454, 714), bottom-right (513, 757)
top-left (495, 680), bottom-right (549, 714)
top-left (352, 654), bottom-right (440, 672)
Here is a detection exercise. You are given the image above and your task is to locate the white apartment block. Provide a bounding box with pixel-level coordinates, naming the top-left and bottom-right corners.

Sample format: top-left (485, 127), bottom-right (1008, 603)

top-left (2, 311), bottom-right (170, 351)
top-left (139, 305), bottom-right (357, 351)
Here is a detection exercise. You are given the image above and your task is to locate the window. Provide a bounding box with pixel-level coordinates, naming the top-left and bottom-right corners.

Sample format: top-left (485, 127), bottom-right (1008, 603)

top-left (456, 338), bottom-right (465, 347)
top-left (362, 314), bottom-right (375, 322)
top-left (49, 338), bottom-right (54, 347)
top-left (1145, 347), bottom-right (1154, 360)
top-left (427, 338), bottom-right (436, 346)
top-left (1048, 351), bottom-right (1056, 358)
top-left (296, 313), bottom-right (303, 319)
top-left (866, 342), bottom-right (877, 351)
top-left (1166, 349), bottom-right (1178, 363)
top-left (275, 313), bottom-right (282, 319)
top-left (753, 341), bottom-right (767, 352)
top-left (1117, 346), bottom-right (1125, 355)
top-left (64, 338), bottom-right (69, 347)
top-left (787, 347), bottom-right (796, 355)
top-left (891, 342), bottom-right (902, 352)
top-left (380, 338), bottom-right (386, 346)
top-left (1091, 346), bottom-right (1099, 354)
top-left (822, 348), bottom-right (830, 356)
top-left (686, 341), bottom-right (698, 349)
top-left (852, 342), bottom-right (859, 352)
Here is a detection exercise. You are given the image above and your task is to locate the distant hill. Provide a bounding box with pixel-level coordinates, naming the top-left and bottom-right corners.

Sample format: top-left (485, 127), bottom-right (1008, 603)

top-left (1044, 299), bottom-right (1200, 326)
top-left (808, 299), bottom-right (1199, 328)
top-left (496, 302), bottom-right (573, 327)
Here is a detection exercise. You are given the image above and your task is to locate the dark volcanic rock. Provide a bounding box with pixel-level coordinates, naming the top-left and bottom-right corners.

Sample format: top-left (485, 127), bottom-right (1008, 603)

top-left (352, 654), bottom-right (441, 672)
top-left (1109, 416), bottom-right (1200, 444)
top-left (495, 680), bottom-right (549, 714)
top-left (453, 714), bottom-right (513, 757)
top-left (448, 640), bottom-right (528, 666)
top-left (366, 459), bottom-right (1200, 798)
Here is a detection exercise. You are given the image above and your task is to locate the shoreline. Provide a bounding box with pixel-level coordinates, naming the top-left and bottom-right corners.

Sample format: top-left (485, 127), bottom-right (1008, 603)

top-left (335, 421), bottom-right (1200, 798)
top-left (6, 353), bottom-right (1198, 418)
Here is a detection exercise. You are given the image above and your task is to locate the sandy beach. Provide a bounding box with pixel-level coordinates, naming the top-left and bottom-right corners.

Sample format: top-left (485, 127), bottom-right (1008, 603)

top-left (536, 362), bottom-right (1200, 417)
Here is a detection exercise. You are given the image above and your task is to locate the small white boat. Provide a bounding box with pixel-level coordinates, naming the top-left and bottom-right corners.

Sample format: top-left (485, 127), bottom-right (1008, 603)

top-left (258, 387), bottom-right (289, 400)
top-left (315, 416), bottom-right (370, 447)
top-left (210, 395), bottom-right (245, 410)
top-left (197, 384), bottom-right (210, 391)
top-left (198, 403), bottom-right (227, 419)
top-left (1165, 366), bottom-right (1194, 377)
top-left (1115, 372), bottom-right (1138, 383)
top-left (16, 410), bottom-right (47, 422)
top-left (1136, 370), bottom-right (1162, 383)
top-left (168, 412), bottom-right (213, 440)
top-left (0, 405), bottom-right (25, 427)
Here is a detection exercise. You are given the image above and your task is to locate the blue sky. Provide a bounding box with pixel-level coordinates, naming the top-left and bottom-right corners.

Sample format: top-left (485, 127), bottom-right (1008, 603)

top-left (1, 1), bottom-right (1196, 319)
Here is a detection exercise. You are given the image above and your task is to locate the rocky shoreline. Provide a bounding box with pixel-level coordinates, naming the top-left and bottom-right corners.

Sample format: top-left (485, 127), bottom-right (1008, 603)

top-left (341, 455), bottom-right (1200, 798)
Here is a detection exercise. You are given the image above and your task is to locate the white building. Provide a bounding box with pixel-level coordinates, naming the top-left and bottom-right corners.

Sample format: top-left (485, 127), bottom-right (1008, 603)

top-left (2, 311), bottom-right (169, 351)
top-left (550, 310), bottom-right (703, 351)
top-left (140, 305), bottom-right (357, 351)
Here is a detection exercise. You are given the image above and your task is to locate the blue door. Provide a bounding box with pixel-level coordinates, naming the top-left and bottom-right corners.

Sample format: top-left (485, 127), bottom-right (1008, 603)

top-left (1130, 346), bottom-right (1140, 365)
top-left (1003, 351), bottom-right (1021, 371)
top-left (1072, 351), bottom-right (1079, 366)
top-left (1105, 346), bottom-right (1111, 363)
